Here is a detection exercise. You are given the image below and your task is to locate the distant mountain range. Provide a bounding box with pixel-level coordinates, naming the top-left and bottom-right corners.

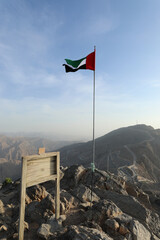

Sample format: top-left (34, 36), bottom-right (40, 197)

top-left (1, 124), bottom-right (160, 185)
top-left (0, 136), bottom-right (77, 182)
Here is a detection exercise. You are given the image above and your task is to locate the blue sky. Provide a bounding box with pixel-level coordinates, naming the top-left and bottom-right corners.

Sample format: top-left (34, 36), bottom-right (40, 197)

top-left (0, 0), bottom-right (160, 140)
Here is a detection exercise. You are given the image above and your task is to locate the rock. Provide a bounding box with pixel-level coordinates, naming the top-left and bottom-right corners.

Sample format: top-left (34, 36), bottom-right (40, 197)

top-left (37, 216), bottom-right (63, 239)
top-left (147, 212), bottom-right (160, 238)
top-left (71, 184), bottom-right (100, 203)
top-left (60, 190), bottom-right (79, 212)
top-left (105, 218), bottom-right (119, 232)
top-left (0, 200), bottom-right (5, 214)
top-left (26, 184), bottom-right (48, 202)
top-left (115, 213), bottom-right (132, 224)
top-left (151, 234), bottom-right (160, 240)
top-left (26, 201), bottom-right (43, 223)
top-left (125, 182), bottom-right (139, 198)
top-left (86, 200), bottom-right (122, 226)
top-left (94, 189), bottom-right (149, 222)
top-left (0, 224), bottom-right (8, 232)
top-left (61, 165), bottom-right (86, 190)
top-left (37, 223), bottom-right (51, 239)
top-left (41, 194), bottom-right (55, 213)
top-left (129, 220), bottom-right (151, 240)
top-left (47, 215), bottom-right (63, 230)
top-left (119, 224), bottom-right (130, 236)
top-left (60, 225), bottom-right (113, 240)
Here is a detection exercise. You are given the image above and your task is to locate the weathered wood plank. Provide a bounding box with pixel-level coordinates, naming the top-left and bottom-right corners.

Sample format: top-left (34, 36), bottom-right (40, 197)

top-left (26, 157), bottom-right (56, 185)
top-left (18, 158), bottom-right (27, 240)
top-left (23, 152), bottom-right (59, 161)
top-left (26, 174), bottom-right (57, 188)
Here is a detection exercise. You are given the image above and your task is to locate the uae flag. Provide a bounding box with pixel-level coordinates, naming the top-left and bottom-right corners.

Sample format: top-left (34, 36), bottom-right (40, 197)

top-left (63, 51), bottom-right (95, 72)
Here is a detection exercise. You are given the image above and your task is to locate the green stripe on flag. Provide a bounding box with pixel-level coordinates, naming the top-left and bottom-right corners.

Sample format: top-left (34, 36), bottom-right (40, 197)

top-left (65, 57), bottom-right (86, 68)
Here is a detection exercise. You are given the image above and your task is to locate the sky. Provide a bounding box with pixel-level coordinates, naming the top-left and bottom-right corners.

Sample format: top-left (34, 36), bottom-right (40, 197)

top-left (0, 0), bottom-right (160, 140)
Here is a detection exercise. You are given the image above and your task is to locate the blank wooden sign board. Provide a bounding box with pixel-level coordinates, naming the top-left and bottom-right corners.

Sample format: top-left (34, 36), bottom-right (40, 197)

top-left (18, 152), bottom-right (60, 240)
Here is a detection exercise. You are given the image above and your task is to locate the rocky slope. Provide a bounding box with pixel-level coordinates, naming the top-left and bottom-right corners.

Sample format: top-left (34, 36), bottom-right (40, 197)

top-left (0, 165), bottom-right (160, 239)
top-left (60, 124), bottom-right (160, 184)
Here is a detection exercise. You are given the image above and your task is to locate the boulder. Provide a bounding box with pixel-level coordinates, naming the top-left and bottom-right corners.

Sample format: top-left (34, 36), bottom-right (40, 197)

top-left (129, 220), bottom-right (151, 240)
top-left (71, 184), bottom-right (99, 203)
top-left (26, 201), bottom-right (43, 223)
top-left (26, 184), bottom-right (48, 202)
top-left (37, 216), bottom-right (63, 239)
top-left (37, 223), bottom-right (51, 239)
top-left (60, 225), bottom-right (113, 240)
top-left (60, 190), bottom-right (80, 210)
top-left (118, 224), bottom-right (130, 236)
top-left (115, 213), bottom-right (132, 225)
top-left (104, 218), bottom-right (119, 233)
top-left (94, 189), bottom-right (149, 222)
top-left (147, 212), bottom-right (160, 238)
top-left (61, 165), bottom-right (86, 190)
top-left (86, 200), bottom-right (122, 226)
top-left (41, 194), bottom-right (55, 213)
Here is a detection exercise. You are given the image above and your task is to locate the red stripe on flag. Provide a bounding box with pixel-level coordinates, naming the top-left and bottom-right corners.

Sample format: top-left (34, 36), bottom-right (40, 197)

top-left (86, 51), bottom-right (95, 70)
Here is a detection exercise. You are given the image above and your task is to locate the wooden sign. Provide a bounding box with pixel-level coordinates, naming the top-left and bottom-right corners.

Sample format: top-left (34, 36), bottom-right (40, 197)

top-left (18, 152), bottom-right (60, 240)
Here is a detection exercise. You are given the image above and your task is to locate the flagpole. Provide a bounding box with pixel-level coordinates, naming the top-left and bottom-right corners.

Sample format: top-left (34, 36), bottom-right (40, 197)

top-left (90, 46), bottom-right (96, 208)
top-left (92, 45), bottom-right (96, 170)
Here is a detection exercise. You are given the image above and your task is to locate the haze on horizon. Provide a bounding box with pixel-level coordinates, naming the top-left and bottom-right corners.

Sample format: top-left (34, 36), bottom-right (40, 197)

top-left (0, 0), bottom-right (160, 140)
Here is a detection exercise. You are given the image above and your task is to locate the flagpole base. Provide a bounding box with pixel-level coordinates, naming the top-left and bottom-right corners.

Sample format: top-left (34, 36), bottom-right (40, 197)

top-left (91, 162), bottom-right (95, 172)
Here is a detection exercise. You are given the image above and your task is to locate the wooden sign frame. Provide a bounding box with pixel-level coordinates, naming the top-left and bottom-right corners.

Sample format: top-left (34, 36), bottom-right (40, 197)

top-left (18, 152), bottom-right (60, 240)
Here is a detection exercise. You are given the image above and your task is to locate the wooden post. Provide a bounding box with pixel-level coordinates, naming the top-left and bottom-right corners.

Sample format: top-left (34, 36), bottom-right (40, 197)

top-left (18, 158), bottom-right (27, 240)
top-left (39, 148), bottom-right (45, 155)
top-left (55, 152), bottom-right (60, 219)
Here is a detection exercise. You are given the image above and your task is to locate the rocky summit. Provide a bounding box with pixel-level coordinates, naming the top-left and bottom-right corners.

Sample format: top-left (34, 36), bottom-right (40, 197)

top-left (0, 164), bottom-right (160, 240)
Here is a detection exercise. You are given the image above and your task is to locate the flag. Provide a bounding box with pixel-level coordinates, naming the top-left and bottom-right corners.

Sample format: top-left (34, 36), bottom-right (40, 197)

top-left (63, 51), bottom-right (95, 72)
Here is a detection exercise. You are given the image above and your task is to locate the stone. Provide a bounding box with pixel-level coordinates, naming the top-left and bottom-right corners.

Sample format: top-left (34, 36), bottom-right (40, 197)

top-left (61, 189), bottom-right (79, 208)
top-left (0, 224), bottom-right (8, 232)
top-left (26, 184), bottom-right (48, 202)
top-left (86, 200), bottom-right (122, 226)
top-left (37, 223), bottom-right (51, 239)
top-left (138, 191), bottom-right (150, 206)
top-left (151, 234), bottom-right (160, 240)
top-left (41, 194), bottom-right (55, 213)
top-left (105, 218), bottom-right (119, 232)
top-left (37, 216), bottom-right (63, 239)
top-left (94, 189), bottom-right (149, 222)
top-left (61, 165), bottom-right (86, 190)
top-left (71, 184), bottom-right (100, 203)
top-left (125, 183), bottom-right (138, 198)
top-left (129, 220), bottom-right (151, 240)
top-left (60, 225), bottom-right (113, 240)
top-left (115, 213), bottom-right (132, 224)
top-left (26, 201), bottom-right (43, 223)
top-left (119, 224), bottom-right (130, 236)
top-left (0, 200), bottom-right (4, 214)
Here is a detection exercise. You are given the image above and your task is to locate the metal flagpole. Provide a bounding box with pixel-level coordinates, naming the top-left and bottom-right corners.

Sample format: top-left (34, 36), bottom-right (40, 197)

top-left (92, 45), bottom-right (96, 170)
top-left (90, 46), bottom-right (96, 208)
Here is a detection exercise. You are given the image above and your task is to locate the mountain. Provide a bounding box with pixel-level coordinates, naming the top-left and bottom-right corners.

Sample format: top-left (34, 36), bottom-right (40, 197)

top-left (0, 165), bottom-right (160, 239)
top-left (0, 135), bottom-right (77, 182)
top-left (59, 124), bottom-right (160, 184)
top-left (1, 124), bottom-right (160, 186)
